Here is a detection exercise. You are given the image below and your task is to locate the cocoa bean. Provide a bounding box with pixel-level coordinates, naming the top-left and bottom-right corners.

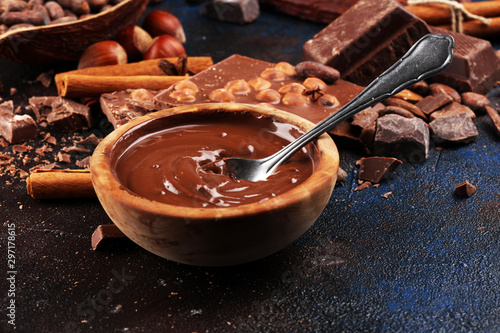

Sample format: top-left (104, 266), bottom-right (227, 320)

top-left (295, 61), bottom-right (340, 84)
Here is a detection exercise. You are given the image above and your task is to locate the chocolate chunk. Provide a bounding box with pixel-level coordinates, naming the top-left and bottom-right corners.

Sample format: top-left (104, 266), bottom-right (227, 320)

top-left (351, 105), bottom-right (381, 129)
top-left (0, 103), bottom-right (38, 144)
top-left (454, 180), bottom-right (476, 197)
top-left (415, 92), bottom-right (453, 115)
top-left (428, 27), bottom-right (500, 94)
top-left (336, 167), bottom-right (347, 185)
top-left (100, 89), bottom-right (156, 129)
top-left (47, 98), bottom-right (91, 131)
top-left (429, 102), bottom-right (475, 121)
top-left (28, 96), bottom-right (59, 120)
top-left (409, 80), bottom-right (429, 96)
top-left (485, 105), bottom-right (500, 137)
top-left (302, 0), bottom-right (430, 86)
top-left (373, 114), bottom-right (429, 163)
top-left (201, 0), bottom-right (260, 24)
top-left (92, 224), bottom-right (129, 250)
top-left (359, 120), bottom-right (376, 151)
top-left (429, 113), bottom-right (478, 144)
top-left (356, 156), bottom-right (402, 183)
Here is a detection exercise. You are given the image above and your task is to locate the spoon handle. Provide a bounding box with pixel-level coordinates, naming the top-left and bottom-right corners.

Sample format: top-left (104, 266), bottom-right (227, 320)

top-left (271, 33), bottom-right (454, 167)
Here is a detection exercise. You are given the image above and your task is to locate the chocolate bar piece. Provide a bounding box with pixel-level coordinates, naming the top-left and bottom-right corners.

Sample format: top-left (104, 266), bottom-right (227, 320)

top-left (47, 98), bottom-right (91, 132)
top-left (28, 96), bottom-right (59, 120)
top-left (416, 92), bottom-right (453, 115)
top-left (0, 101), bottom-right (38, 144)
top-left (91, 224), bottom-right (129, 250)
top-left (357, 156), bottom-right (402, 183)
top-left (302, 0), bottom-right (430, 86)
top-left (100, 89), bottom-right (156, 128)
top-left (429, 102), bottom-right (475, 121)
top-left (373, 114), bottom-right (429, 163)
top-left (428, 27), bottom-right (500, 94)
top-left (429, 113), bottom-right (478, 144)
top-left (201, 0), bottom-right (260, 24)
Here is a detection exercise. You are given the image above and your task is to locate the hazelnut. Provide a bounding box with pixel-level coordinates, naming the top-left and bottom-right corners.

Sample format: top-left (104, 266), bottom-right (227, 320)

top-left (282, 92), bottom-right (309, 107)
top-left (275, 62), bottom-right (296, 76)
top-left (209, 89), bottom-right (235, 103)
top-left (224, 79), bottom-right (251, 95)
top-left (248, 77), bottom-right (271, 91)
top-left (303, 77), bottom-right (327, 91)
top-left (260, 68), bottom-right (286, 81)
top-left (174, 80), bottom-right (199, 92)
top-left (130, 89), bottom-right (155, 101)
top-left (255, 89), bottom-right (281, 104)
top-left (318, 94), bottom-right (340, 108)
top-left (278, 83), bottom-right (306, 94)
top-left (142, 10), bottom-right (186, 43)
top-left (169, 89), bottom-right (196, 102)
top-left (115, 25), bottom-right (153, 62)
top-left (77, 40), bottom-right (127, 70)
top-left (143, 35), bottom-right (186, 60)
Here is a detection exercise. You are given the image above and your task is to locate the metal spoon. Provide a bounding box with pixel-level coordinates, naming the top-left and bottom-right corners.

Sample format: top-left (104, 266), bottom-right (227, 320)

top-left (223, 33), bottom-right (454, 181)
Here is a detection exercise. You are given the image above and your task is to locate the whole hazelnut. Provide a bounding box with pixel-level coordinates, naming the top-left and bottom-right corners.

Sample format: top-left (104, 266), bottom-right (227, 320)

top-left (78, 40), bottom-right (127, 69)
top-left (115, 25), bottom-right (153, 62)
top-left (142, 10), bottom-right (186, 43)
top-left (143, 35), bottom-right (186, 60)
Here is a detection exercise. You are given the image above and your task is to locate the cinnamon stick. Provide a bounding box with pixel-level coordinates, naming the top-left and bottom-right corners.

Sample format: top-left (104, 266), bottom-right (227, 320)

top-left (57, 56), bottom-right (214, 77)
top-left (407, 1), bottom-right (500, 26)
top-left (27, 169), bottom-right (95, 199)
top-left (437, 16), bottom-right (500, 38)
top-left (56, 74), bottom-right (187, 98)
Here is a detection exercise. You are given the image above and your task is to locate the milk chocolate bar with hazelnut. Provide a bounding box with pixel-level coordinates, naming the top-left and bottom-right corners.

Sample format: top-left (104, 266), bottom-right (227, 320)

top-left (154, 54), bottom-right (363, 125)
top-left (302, 0), bottom-right (430, 87)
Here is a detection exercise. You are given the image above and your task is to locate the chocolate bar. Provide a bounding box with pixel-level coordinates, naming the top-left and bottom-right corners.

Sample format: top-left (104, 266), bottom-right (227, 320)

top-left (415, 92), bottom-right (453, 115)
top-left (100, 89), bottom-right (157, 128)
top-left (428, 27), bottom-right (500, 94)
top-left (0, 101), bottom-right (37, 144)
top-left (153, 54), bottom-right (363, 126)
top-left (302, 0), bottom-right (430, 86)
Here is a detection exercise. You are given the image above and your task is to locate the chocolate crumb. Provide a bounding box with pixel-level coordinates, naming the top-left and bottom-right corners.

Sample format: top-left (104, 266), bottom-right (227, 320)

top-left (56, 151), bottom-right (71, 163)
top-left (354, 181), bottom-right (372, 192)
top-left (76, 156), bottom-right (91, 168)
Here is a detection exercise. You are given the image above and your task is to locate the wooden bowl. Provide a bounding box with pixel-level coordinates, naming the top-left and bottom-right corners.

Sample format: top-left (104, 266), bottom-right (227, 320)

top-left (90, 103), bottom-right (339, 266)
top-left (0, 0), bottom-right (148, 64)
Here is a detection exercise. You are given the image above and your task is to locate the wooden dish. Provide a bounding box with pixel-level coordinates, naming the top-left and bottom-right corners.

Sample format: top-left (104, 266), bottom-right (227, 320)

top-left (90, 103), bottom-right (339, 266)
top-left (0, 0), bottom-right (148, 64)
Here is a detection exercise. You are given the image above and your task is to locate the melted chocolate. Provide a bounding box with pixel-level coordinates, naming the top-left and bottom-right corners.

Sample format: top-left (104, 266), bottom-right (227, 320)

top-left (112, 111), bottom-right (318, 208)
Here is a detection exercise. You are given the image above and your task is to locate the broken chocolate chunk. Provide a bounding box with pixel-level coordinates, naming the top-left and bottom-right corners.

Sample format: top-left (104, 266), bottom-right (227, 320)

top-left (302, 0), bottom-right (430, 86)
top-left (373, 114), bottom-right (429, 163)
top-left (201, 0), bottom-right (260, 24)
top-left (47, 98), bottom-right (91, 131)
top-left (429, 102), bottom-right (475, 121)
top-left (351, 103), bottom-right (384, 129)
top-left (92, 224), bottom-right (129, 250)
top-left (357, 156), bottom-right (402, 183)
top-left (0, 107), bottom-right (38, 144)
top-left (429, 113), bottom-right (478, 144)
top-left (454, 180), bottom-right (476, 197)
top-left (28, 96), bottom-right (59, 120)
top-left (100, 90), bottom-right (156, 129)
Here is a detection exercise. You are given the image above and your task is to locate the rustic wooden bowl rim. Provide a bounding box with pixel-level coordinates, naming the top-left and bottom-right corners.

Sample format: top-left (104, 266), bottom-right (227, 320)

top-left (91, 103), bottom-right (339, 220)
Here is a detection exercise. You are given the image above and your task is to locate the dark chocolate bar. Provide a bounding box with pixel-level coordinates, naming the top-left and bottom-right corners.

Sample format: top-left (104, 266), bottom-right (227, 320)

top-left (302, 0), bottom-right (430, 86)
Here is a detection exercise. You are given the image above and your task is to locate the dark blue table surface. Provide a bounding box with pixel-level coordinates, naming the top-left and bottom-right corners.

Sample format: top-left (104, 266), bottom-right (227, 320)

top-left (1, 1), bottom-right (499, 332)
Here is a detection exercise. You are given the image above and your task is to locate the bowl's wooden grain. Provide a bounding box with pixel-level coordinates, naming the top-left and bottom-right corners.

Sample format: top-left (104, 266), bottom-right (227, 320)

top-left (0, 0), bottom-right (148, 64)
top-left (90, 103), bottom-right (339, 266)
